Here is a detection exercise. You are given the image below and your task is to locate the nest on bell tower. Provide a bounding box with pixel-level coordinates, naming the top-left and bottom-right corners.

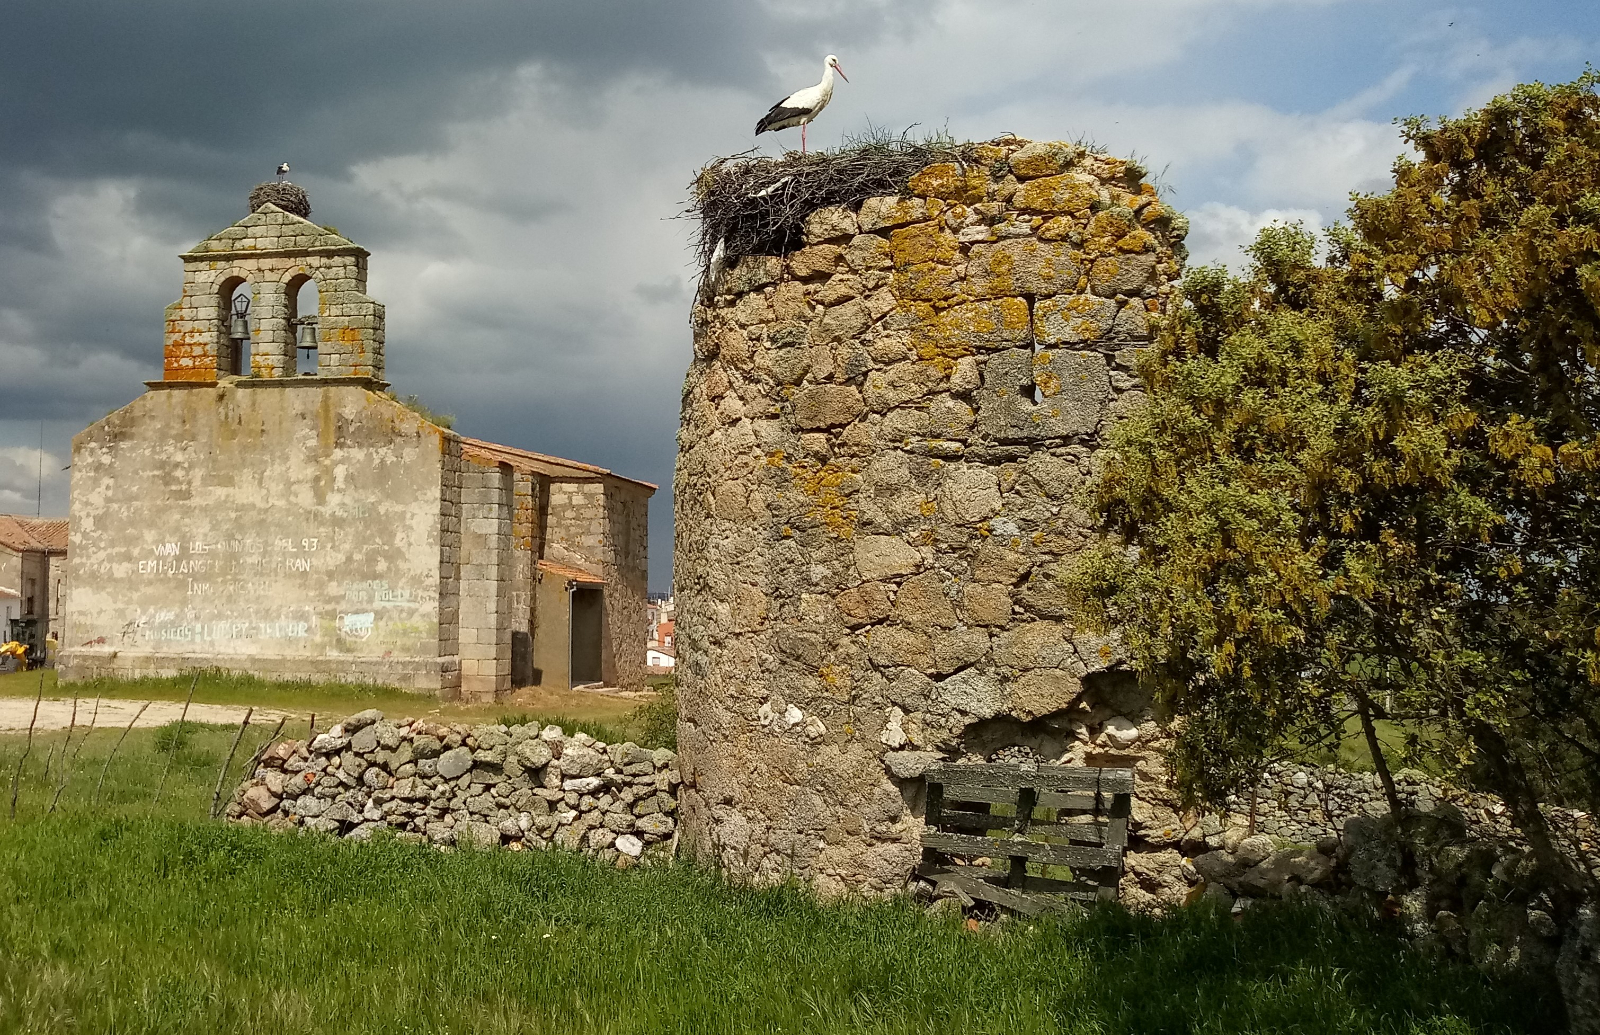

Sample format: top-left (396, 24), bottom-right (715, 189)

top-left (248, 181), bottom-right (312, 219)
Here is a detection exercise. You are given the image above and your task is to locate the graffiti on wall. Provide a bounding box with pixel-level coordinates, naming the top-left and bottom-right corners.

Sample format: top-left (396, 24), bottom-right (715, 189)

top-left (107, 534), bottom-right (437, 653)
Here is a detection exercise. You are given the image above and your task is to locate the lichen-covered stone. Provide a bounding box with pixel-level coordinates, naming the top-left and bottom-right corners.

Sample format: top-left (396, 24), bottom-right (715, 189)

top-left (677, 138), bottom-right (1182, 897)
top-left (966, 239), bottom-right (1082, 297)
top-left (1012, 172), bottom-right (1100, 213)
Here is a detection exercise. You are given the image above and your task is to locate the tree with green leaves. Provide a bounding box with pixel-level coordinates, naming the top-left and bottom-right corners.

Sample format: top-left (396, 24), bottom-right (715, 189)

top-left (1069, 75), bottom-right (1600, 915)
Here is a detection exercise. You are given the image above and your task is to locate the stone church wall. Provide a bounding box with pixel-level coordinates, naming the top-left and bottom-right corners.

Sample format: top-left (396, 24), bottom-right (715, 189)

top-left (59, 382), bottom-right (456, 691)
top-left (674, 139), bottom-right (1186, 895)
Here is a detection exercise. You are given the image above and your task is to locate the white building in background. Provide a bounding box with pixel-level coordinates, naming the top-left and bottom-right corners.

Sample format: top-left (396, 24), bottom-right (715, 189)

top-left (646, 645), bottom-right (675, 671)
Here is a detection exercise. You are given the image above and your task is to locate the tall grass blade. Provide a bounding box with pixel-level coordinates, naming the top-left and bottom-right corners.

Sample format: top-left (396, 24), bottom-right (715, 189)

top-left (210, 707), bottom-right (254, 819)
top-left (8, 667), bottom-right (44, 819)
top-left (95, 700), bottom-right (150, 805)
top-left (153, 671), bottom-right (199, 806)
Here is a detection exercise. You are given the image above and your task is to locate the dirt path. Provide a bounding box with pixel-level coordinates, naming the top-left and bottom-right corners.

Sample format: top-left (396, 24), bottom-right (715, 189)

top-left (0, 697), bottom-right (293, 733)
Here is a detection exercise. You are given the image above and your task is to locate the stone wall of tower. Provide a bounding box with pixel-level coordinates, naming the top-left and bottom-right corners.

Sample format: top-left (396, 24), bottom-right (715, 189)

top-left (674, 139), bottom-right (1186, 894)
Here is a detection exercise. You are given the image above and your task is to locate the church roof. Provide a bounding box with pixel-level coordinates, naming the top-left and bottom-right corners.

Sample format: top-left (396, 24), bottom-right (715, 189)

top-left (460, 437), bottom-right (657, 493)
top-left (181, 204), bottom-right (366, 259)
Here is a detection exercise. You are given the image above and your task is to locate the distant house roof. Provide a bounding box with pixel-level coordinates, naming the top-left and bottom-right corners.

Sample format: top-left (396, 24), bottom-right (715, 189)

top-left (0, 586), bottom-right (19, 599)
top-left (460, 437), bottom-right (657, 493)
top-left (537, 559), bottom-right (607, 585)
top-left (0, 516), bottom-right (68, 554)
top-left (647, 645), bottom-right (676, 660)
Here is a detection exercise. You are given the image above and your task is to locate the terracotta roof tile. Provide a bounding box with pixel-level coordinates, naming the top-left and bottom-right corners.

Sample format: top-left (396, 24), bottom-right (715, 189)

top-left (0, 516), bottom-right (68, 554)
top-left (460, 437), bottom-right (657, 492)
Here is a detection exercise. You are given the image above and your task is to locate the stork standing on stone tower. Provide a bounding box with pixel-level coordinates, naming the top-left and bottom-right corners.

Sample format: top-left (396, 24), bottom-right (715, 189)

top-left (755, 55), bottom-right (847, 155)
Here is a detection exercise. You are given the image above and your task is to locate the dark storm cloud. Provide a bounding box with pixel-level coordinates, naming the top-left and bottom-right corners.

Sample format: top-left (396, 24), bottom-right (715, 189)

top-left (0, 0), bottom-right (891, 178)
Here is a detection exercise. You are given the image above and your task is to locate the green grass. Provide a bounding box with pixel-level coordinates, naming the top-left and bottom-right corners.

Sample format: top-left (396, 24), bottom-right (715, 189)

top-left (1293, 715), bottom-right (1440, 776)
top-left (0, 667), bottom-right (442, 719)
top-left (0, 821), bottom-right (1555, 1034)
top-left (0, 726), bottom-right (1561, 1035)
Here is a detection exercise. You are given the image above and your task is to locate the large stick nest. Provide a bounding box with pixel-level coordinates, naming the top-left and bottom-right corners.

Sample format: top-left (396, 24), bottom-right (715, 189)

top-left (248, 181), bottom-right (312, 219)
top-left (687, 132), bottom-right (979, 286)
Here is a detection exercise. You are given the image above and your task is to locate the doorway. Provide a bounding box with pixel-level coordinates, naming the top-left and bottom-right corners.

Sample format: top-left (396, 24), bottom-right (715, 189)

top-left (570, 587), bottom-right (603, 686)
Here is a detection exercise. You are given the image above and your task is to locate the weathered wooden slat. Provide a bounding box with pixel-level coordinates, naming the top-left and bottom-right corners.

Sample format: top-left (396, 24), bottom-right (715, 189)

top-left (936, 783), bottom-right (1024, 806)
top-left (938, 809), bottom-right (1008, 833)
top-left (1027, 817), bottom-right (1110, 844)
top-left (930, 870), bottom-right (1054, 916)
top-left (924, 763), bottom-right (1134, 795)
top-left (921, 829), bottom-right (1123, 869)
top-left (1104, 792), bottom-right (1132, 850)
top-left (919, 862), bottom-right (1111, 900)
top-left (920, 778), bottom-right (946, 870)
top-left (1035, 790), bottom-right (1100, 811)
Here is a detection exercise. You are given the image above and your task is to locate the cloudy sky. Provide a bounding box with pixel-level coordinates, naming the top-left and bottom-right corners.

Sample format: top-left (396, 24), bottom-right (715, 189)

top-left (1, 0), bottom-right (1593, 590)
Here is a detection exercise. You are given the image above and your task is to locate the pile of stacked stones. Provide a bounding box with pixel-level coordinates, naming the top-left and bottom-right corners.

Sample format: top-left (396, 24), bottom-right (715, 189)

top-left (1121, 751), bottom-right (1594, 911)
top-left (226, 709), bottom-right (680, 862)
top-left (1106, 751), bottom-right (1596, 976)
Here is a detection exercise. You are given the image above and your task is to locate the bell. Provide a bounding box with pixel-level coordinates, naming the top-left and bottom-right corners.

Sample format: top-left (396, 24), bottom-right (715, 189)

top-left (229, 294), bottom-right (251, 340)
top-left (296, 318), bottom-right (319, 351)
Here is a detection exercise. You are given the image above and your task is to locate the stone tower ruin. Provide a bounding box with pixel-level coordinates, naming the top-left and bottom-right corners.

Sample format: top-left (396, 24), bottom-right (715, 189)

top-left (675, 139), bottom-right (1186, 896)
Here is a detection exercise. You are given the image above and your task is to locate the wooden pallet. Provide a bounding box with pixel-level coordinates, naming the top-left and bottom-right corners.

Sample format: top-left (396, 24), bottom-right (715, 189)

top-left (918, 762), bottom-right (1133, 915)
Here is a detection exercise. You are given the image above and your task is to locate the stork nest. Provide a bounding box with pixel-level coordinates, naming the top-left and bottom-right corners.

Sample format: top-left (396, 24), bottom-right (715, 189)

top-left (686, 130), bottom-right (978, 285)
top-left (248, 181), bottom-right (311, 219)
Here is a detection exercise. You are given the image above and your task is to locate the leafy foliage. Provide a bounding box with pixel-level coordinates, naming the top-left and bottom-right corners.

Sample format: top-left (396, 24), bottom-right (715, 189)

top-left (1070, 75), bottom-right (1600, 898)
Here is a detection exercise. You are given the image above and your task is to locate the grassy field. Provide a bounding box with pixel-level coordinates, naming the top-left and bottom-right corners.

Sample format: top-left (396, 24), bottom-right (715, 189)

top-left (0, 720), bottom-right (1563, 1035)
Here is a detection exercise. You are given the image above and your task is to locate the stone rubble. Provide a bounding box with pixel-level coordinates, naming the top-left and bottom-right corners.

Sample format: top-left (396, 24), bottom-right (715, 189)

top-left (226, 709), bottom-right (680, 866)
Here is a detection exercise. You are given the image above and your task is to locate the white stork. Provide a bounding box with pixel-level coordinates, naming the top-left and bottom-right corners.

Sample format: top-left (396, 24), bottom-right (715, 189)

top-left (276, 162), bottom-right (291, 179)
top-left (756, 55), bottom-right (847, 155)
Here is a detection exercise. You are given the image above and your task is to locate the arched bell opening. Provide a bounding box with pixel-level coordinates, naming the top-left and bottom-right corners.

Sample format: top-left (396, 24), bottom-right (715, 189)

top-left (217, 276), bottom-right (253, 378)
top-left (286, 273), bottom-right (321, 376)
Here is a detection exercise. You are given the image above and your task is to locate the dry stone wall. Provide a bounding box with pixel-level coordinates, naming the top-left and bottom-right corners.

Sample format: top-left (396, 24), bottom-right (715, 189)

top-left (675, 138), bottom-right (1186, 895)
top-left (228, 710), bottom-right (680, 861)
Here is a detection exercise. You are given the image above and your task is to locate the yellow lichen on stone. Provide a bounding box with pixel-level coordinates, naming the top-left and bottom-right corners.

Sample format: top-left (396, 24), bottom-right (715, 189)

top-left (891, 263), bottom-right (958, 303)
top-left (1038, 216), bottom-right (1077, 241)
top-left (905, 297), bottom-right (1030, 373)
top-left (1034, 352), bottom-right (1062, 398)
top-left (1115, 229), bottom-right (1157, 254)
top-left (971, 143), bottom-right (1009, 165)
top-left (1010, 147), bottom-right (1068, 179)
top-left (907, 163), bottom-right (988, 204)
top-left (783, 458), bottom-right (860, 538)
top-left (1012, 173), bottom-right (1099, 214)
top-left (1085, 211), bottom-right (1135, 254)
top-left (889, 222), bottom-right (958, 268)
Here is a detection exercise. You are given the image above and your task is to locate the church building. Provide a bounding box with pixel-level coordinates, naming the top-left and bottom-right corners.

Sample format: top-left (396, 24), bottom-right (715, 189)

top-left (58, 183), bottom-right (653, 700)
